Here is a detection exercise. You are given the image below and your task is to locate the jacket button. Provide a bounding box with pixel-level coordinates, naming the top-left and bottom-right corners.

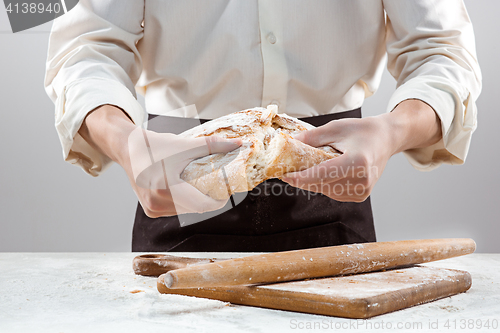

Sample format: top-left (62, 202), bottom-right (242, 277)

top-left (267, 32), bottom-right (277, 44)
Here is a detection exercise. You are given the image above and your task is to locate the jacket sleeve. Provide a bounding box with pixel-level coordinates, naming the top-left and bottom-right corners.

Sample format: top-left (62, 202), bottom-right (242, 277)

top-left (383, 0), bottom-right (482, 171)
top-left (44, 0), bottom-right (145, 176)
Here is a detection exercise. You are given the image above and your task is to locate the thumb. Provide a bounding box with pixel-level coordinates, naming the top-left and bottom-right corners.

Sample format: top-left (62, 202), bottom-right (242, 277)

top-left (292, 120), bottom-right (340, 147)
top-left (292, 126), bottom-right (330, 148)
top-left (191, 136), bottom-right (242, 158)
top-left (158, 136), bottom-right (241, 173)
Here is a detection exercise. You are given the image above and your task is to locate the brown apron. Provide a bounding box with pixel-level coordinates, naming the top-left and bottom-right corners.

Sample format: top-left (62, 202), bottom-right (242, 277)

top-left (132, 108), bottom-right (376, 252)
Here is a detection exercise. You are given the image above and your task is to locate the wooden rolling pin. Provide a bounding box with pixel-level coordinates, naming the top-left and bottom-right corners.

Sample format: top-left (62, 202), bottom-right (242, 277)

top-left (161, 238), bottom-right (475, 289)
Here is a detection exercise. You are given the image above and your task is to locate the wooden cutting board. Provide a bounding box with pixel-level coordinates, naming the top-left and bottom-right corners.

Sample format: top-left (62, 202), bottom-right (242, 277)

top-left (155, 264), bottom-right (471, 319)
top-left (135, 239), bottom-right (475, 318)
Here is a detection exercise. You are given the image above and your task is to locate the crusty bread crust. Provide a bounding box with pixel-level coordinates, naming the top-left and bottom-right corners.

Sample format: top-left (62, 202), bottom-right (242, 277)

top-left (180, 106), bottom-right (341, 200)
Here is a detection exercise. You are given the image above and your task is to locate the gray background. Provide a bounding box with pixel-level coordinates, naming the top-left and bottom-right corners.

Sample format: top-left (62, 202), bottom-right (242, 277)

top-left (0, 1), bottom-right (498, 252)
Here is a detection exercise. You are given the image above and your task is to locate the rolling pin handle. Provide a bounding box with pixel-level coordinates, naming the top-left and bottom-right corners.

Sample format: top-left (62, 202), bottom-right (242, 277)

top-left (163, 273), bottom-right (174, 289)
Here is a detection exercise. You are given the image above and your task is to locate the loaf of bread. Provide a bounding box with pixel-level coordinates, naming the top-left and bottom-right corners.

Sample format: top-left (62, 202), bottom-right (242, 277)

top-left (180, 106), bottom-right (341, 200)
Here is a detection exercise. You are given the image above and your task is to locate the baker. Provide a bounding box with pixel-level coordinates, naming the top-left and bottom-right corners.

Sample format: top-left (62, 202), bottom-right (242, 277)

top-left (45, 1), bottom-right (481, 252)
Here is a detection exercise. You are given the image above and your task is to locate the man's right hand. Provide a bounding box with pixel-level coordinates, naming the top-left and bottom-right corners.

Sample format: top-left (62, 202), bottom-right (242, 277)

top-left (79, 105), bottom-right (241, 218)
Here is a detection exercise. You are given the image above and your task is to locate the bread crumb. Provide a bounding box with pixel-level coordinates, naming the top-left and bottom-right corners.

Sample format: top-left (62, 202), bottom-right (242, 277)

top-left (130, 290), bottom-right (144, 294)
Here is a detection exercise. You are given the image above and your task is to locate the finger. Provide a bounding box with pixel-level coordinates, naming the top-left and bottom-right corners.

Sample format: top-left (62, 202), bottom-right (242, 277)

top-left (143, 190), bottom-right (224, 217)
top-left (205, 136), bottom-right (243, 154)
top-left (169, 181), bottom-right (229, 214)
top-left (282, 153), bottom-right (352, 186)
top-left (142, 199), bottom-right (184, 218)
top-left (158, 136), bottom-right (242, 175)
top-left (292, 120), bottom-right (342, 147)
top-left (135, 188), bottom-right (183, 218)
top-left (165, 136), bottom-right (242, 165)
top-left (146, 132), bottom-right (241, 164)
top-left (191, 136), bottom-right (242, 158)
top-left (141, 183), bottom-right (216, 216)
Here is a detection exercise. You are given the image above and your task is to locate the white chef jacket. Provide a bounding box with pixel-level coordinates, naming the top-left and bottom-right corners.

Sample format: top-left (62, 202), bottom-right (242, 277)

top-left (44, 0), bottom-right (481, 176)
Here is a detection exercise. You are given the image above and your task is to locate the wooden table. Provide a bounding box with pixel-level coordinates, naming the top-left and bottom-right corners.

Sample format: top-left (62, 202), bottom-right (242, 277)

top-left (0, 253), bottom-right (498, 332)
